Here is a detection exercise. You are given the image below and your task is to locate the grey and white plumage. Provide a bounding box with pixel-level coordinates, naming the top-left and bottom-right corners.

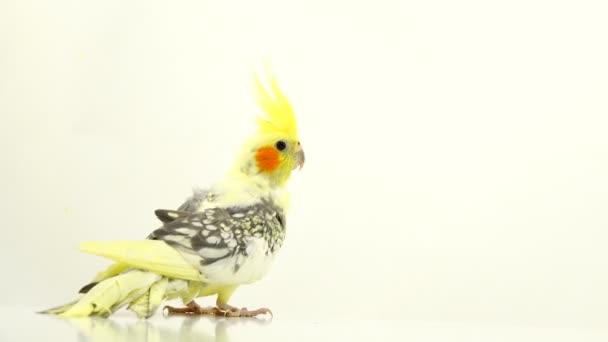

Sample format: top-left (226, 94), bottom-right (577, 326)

top-left (150, 198), bottom-right (286, 285)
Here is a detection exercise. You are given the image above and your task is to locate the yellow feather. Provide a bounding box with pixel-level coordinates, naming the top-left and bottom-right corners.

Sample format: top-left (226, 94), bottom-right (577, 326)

top-left (79, 240), bottom-right (202, 282)
top-left (252, 65), bottom-right (298, 141)
top-left (92, 262), bottom-right (130, 282)
top-left (60, 270), bottom-right (160, 317)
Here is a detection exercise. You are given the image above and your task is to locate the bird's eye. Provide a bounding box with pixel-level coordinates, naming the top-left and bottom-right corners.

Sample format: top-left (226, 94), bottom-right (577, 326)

top-left (275, 140), bottom-right (287, 151)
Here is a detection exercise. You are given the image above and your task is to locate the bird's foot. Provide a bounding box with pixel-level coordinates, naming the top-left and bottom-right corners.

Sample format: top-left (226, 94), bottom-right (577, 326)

top-left (217, 303), bottom-right (273, 318)
top-left (163, 301), bottom-right (272, 318)
top-left (164, 301), bottom-right (221, 315)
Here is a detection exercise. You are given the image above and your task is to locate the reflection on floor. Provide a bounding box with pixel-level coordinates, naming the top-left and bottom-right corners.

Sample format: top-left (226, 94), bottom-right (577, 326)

top-left (59, 314), bottom-right (271, 342)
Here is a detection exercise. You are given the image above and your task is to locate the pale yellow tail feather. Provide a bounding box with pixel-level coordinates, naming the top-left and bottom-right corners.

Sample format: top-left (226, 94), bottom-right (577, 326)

top-left (41, 241), bottom-right (204, 318)
top-left (55, 270), bottom-right (160, 317)
top-left (92, 262), bottom-right (130, 283)
top-left (127, 277), bottom-right (169, 318)
top-left (78, 262), bottom-right (131, 294)
top-left (38, 300), bottom-right (79, 315)
top-left (79, 240), bottom-right (202, 281)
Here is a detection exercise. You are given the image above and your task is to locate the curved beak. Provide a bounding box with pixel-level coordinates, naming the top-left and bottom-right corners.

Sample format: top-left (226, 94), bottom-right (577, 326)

top-left (294, 144), bottom-right (305, 170)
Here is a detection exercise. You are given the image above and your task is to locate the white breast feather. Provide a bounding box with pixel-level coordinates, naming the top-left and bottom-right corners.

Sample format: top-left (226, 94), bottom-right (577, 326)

top-left (200, 237), bottom-right (277, 285)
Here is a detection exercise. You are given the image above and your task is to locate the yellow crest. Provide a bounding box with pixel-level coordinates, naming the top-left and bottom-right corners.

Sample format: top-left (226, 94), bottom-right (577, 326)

top-left (252, 66), bottom-right (298, 141)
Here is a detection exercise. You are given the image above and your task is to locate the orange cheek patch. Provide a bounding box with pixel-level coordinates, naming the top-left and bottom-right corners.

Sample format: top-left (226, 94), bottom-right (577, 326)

top-left (255, 146), bottom-right (280, 172)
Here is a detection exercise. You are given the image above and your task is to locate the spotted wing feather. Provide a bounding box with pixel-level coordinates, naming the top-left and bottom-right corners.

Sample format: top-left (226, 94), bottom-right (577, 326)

top-left (154, 189), bottom-right (209, 224)
top-left (154, 210), bottom-right (190, 223)
top-left (149, 201), bottom-right (286, 271)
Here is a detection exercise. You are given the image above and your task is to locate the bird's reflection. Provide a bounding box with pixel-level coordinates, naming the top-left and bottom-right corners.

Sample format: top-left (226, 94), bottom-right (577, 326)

top-left (62, 314), bottom-right (271, 342)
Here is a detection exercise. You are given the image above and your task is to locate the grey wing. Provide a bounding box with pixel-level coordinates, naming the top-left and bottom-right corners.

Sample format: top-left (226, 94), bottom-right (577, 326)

top-left (153, 188), bottom-right (209, 224)
top-left (148, 201), bottom-right (286, 272)
top-left (149, 207), bottom-right (243, 267)
top-left (154, 209), bottom-right (190, 223)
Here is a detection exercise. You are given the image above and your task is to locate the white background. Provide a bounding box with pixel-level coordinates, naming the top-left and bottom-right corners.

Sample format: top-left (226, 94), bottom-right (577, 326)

top-left (1, 0), bottom-right (607, 332)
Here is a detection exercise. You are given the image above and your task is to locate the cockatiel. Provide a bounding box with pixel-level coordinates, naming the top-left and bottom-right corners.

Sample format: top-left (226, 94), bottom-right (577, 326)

top-left (42, 68), bottom-right (304, 318)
